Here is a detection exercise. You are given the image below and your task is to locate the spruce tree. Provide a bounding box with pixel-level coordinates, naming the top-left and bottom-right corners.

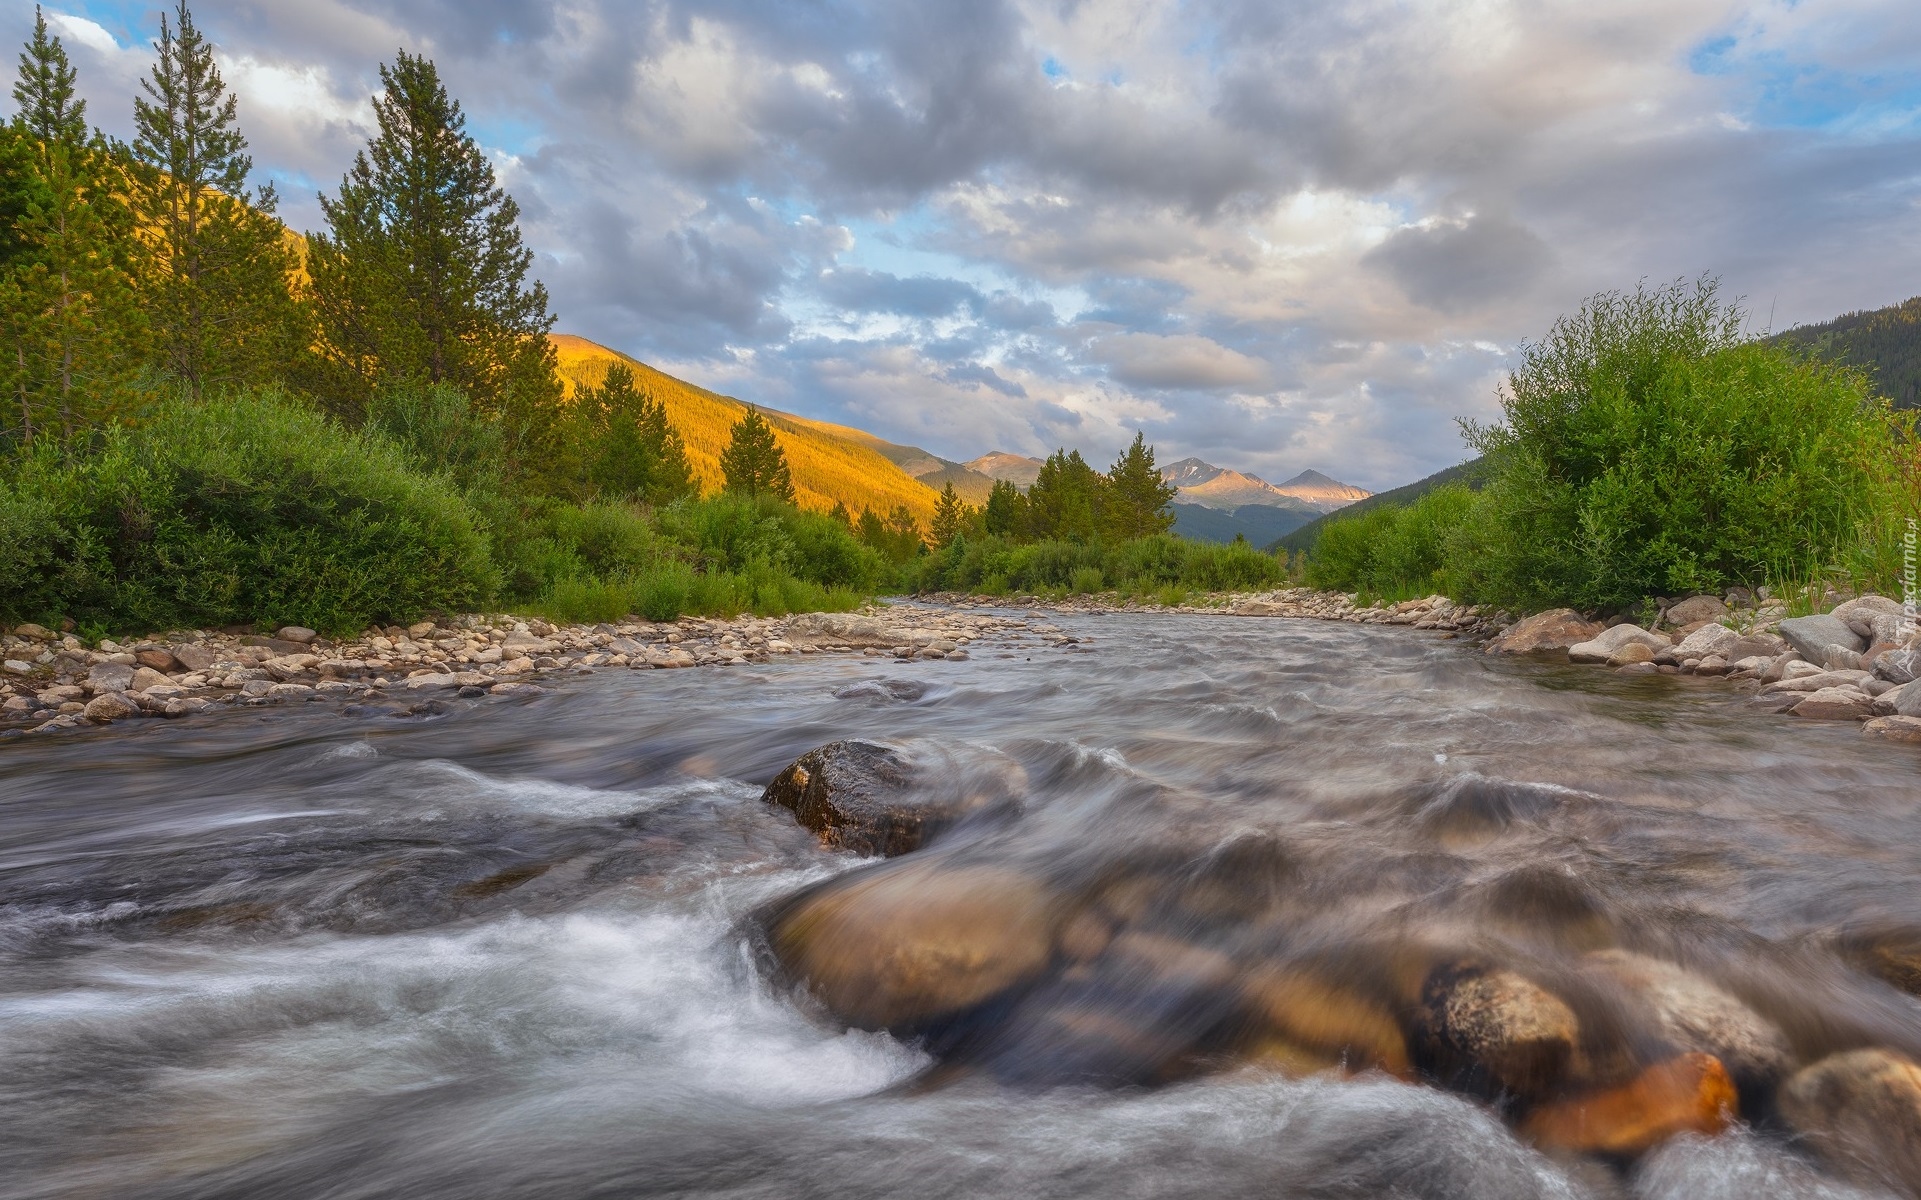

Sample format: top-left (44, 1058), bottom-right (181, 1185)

top-left (1104, 431), bottom-right (1178, 540)
top-left (983, 478), bottom-right (1023, 537)
top-left (585, 362), bottom-right (696, 504)
top-left (1023, 449), bottom-right (1104, 542)
top-left (309, 50), bottom-right (558, 427)
top-left (828, 499), bottom-right (853, 528)
top-left (13, 7), bottom-right (85, 148)
top-left (719, 406), bottom-right (795, 502)
top-left (2, 17), bottom-right (145, 446)
top-left (131, 0), bottom-right (304, 394)
top-left (930, 481), bottom-right (966, 547)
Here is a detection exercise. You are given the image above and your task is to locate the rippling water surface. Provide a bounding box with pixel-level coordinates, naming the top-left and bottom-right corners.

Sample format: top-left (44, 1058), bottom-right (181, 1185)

top-left (3, 610), bottom-right (1918, 1199)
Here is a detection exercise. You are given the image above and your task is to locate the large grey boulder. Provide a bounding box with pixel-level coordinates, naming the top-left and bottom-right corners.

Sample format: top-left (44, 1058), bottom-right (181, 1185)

top-left (1893, 678), bottom-right (1921, 719)
top-left (86, 662), bottom-right (135, 694)
top-left (1670, 623), bottom-right (1738, 660)
top-left (1779, 615), bottom-right (1867, 667)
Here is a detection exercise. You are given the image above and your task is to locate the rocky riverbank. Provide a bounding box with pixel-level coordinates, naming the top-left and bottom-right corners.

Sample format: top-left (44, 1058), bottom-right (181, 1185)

top-left (0, 606), bottom-right (1079, 736)
top-left (7, 585), bottom-right (1918, 744)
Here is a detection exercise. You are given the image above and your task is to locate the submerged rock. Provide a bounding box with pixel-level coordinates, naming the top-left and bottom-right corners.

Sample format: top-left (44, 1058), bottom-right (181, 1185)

top-left (1521, 1052), bottom-right (1736, 1156)
top-left (1238, 965), bottom-right (1412, 1078)
top-left (1418, 964), bottom-right (1582, 1098)
top-left (1583, 950), bottom-right (1791, 1094)
top-left (762, 858), bottom-right (1062, 1031)
top-left (1778, 1048), bottom-right (1921, 1196)
top-left (761, 740), bottom-right (1020, 857)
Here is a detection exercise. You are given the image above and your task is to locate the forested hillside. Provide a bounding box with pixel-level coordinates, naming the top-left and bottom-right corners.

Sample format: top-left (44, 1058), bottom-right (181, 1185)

top-left (1774, 296), bottom-right (1921, 409)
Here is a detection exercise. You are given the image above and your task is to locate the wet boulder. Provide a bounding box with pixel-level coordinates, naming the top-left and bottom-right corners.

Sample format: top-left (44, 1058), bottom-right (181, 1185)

top-left (1778, 1048), bottom-right (1921, 1196)
top-left (1583, 951), bottom-right (1791, 1095)
top-left (1486, 610), bottom-right (1604, 655)
top-left (1418, 963), bottom-right (1583, 1098)
top-left (762, 858), bottom-right (1063, 1032)
top-left (1521, 1052), bottom-right (1736, 1157)
top-left (761, 740), bottom-right (1020, 856)
top-left (783, 612), bottom-right (893, 647)
top-left (1238, 965), bottom-right (1412, 1078)
top-left (1865, 716), bottom-right (1921, 745)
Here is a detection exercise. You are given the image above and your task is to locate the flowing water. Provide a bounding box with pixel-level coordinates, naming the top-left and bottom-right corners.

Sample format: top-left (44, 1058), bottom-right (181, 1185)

top-left (2, 610), bottom-right (1918, 1199)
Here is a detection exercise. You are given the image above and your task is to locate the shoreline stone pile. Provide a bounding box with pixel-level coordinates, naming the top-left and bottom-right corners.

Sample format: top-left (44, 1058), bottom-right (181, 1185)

top-left (0, 606), bottom-right (1044, 736)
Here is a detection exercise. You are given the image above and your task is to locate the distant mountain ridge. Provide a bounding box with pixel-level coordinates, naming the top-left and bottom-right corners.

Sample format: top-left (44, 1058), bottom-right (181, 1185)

top-left (1159, 457), bottom-right (1369, 513)
top-left (1773, 295), bottom-right (1921, 410)
top-left (964, 452), bottom-right (1045, 489)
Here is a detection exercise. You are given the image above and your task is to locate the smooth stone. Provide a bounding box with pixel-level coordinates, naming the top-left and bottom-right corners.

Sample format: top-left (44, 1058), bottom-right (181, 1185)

top-left (1418, 964), bottom-right (1581, 1097)
top-left (239, 635), bottom-right (311, 656)
top-left (1238, 966), bottom-right (1412, 1078)
top-left (403, 672), bottom-right (459, 691)
top-left (1671, 624), bottom-right (1738, 661)
top-left (134, 648), bottom-right (179, 672)
top-left (1792, 687), bottom-right (1874, 720)
top-left (1890, 679), bottom-right (1921, 718)
top-left (1878, 647), bottom-right (1921, 686)
top-left (1583, 950), bottom-right (1790, 1091)
top-left (1865, 716), bottom-right (1921, 745)
top-left (763, 858), bottom-right (1062, 1031)
top-left (1665, 595), bottom-right (1730, 627)
top-left (1570, 624), bottom-right (1668, 664)
top-left (86, 662), bottom-right (135, 694)
top-left (1607, 643), bottom-right (1655, 666)
top-left (82, 692), bottom-right (139, 722)
top-left (129, 666), bottom-right (172, 692)
top-left (784, 612), bottom-right (895, 647)
top-left (275, 626), bottom-right (318, 644)
top-left (9, 623), bottom-right (53, 640)
top-left (267, 683), bottom-right (315, 698)
top-left (3, 659), bottom-right (35, 676)
top-left (1778, 1048), bottom-right (1921, 1195)
top-left (1522, 1052), bottom-right (1736, 1156)
top-left (1779, 615), bottom-right (1867, 667)
top-left (1485, 610), bottom-right (1606, 655)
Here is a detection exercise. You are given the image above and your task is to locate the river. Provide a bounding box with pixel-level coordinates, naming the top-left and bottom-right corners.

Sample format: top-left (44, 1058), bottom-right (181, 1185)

top-left (2, 609), bottom-right (1917, 1199)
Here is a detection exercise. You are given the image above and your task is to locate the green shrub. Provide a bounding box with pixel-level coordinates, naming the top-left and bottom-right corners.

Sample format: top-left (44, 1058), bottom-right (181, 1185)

top-left (1303, 506), bottom-right (1401, 591)
top-left (0, 391), bottom-right (496, 632)
top-left (1069, 566), bottom-right (1105, 594)
top-left (1457, 278), bottom-right (1914, 610)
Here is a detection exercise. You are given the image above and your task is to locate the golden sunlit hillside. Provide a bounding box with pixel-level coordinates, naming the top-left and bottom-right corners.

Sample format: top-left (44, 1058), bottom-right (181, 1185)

top-left (550, 335), bottom-right (944, 525)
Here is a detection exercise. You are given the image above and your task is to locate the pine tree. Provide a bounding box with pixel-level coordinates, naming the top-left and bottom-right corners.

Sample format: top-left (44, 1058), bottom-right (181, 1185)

top-left (930, 481), bottom-right (967, 547)
top-left (131, 0), bottom-right (304, 394)
top-left (1023, 449), bottom-right (1104, 542)
top-left (309, 50), bottom-right (558, 427)
top-left (1104, 431), bottom-right (1178, 540)
top-left (828, 499), bottom-right (853, 528)
top-left (983, 478), bottom-right (1024, 537)
top-left (2, 18), bottom-right (145, 447)
top-left (585, 362), bottom-right (696, 504)
top-left (719, 406), bottom-right (795, 502)
top-left (13, 7), bottom-right (85, 148)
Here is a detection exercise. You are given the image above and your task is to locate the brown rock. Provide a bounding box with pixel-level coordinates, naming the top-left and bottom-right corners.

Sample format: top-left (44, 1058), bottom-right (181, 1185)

top-left (10, 622), bottom-right (53, 641)
top-left (1665, 595), bottom-right (1730, 628)
top-left (764, 858), bottom-right (1061, 1031)
top-left (1522, 1052), bottom-right (1736, 1156)
top-left (1419, 964), bottom-right (1581, 1097)
top-left (1486, 610), bottom-right (1605, 655)
top-left (135, 648), bottom-right (179, 672)
top-left (240, 635), bottom-right (309, 656)
top-left (1607, 643), bottom-right (1655, 666)
top-left (1865, 716), bottom-right (1921, 745)
top-left (1778, 1048), bottom-right (1921, 1196)
top-left (1240, 966), bottom-right (1412, 1077)
top-left (1583, 950), bottom-right (1791, 1091)
top-left (128, 666), bottom-right (172, 692)
top-left (761, 740), bottom-right (1019, 857)
top-left (1792, 687), bottom-right (1873, 720)
top-left (171, 644), bottom-right (220, 672)
top-left (83, 692), bottom-right (139, 722)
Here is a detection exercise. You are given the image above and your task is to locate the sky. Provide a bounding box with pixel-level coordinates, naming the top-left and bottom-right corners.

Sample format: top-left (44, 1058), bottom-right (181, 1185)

top-left (7, 0), bottom-right (1921, 490)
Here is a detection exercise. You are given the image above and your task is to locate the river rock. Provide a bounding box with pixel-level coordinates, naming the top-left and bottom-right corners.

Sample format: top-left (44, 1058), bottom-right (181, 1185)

top-left (86, 662), bottom-right (135, 694)
top-left (1888, 679), bottom-right (1921, 718)
top-left (1865, 716), bottom-right (1921, 745)
top-left (10, 622), bottom-right (53, 640)
top-left (1666, 596), bottom-right (1729, 628)
top-left (1778, 1048), bottom-right (1921, 1196)
top-left (1793, 687), bottom-right (1873, 720)
top-left (1522, 1052), bottom-right (1736, 1156)
top-left (1570, 624), bottom-right (1668, 664)
top-left (1486, 610), bottom-right (1605, 655)
top-left (128, 666), bottom-right (171, 692)
top-left (763, 858), bottom-right (1062, 1031)
top-left (1779, 615), bottom-right (1868, 668)
top-left (783, 612), bottom-right (895, 647)
top-left (1607, 643), bottom-right (1656, 666)
top-left (1584, 950), bottom-right (1790, 1091)
top-left (1728, 633), bottom-right (1788, 660)
top-left (1239, 966), bottom-right (1412, 1077)
top-left (1418, 964), bottom-right (1582, 1097)
top-left (240, 634), bottom-right (310, 656)
top-left (83, 692), bottom-right (139, 722)
top-left (760, 740), bottom-right (1019, 856)
top-left (403, 672), bottom-right (459, 691)
top-left (171, 644), bottom-right (219, 672)
top-left (134, 648), bottom-right (179, 672)
top-left (275, 626), bottom-right (318, 644)
top-left (1876, 647), bottom-right (1921, 686)
top-left (1670, 624), bottom-right (1738, 662)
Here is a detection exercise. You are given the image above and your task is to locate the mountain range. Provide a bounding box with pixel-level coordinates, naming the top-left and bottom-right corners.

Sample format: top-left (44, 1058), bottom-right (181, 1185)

top-left (551, 334), bottom-right (1369, 540)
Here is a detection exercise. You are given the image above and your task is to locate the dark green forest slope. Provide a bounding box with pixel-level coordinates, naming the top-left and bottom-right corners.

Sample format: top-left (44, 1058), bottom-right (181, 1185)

top-left (1773, 296), bottom-right (1921, 410)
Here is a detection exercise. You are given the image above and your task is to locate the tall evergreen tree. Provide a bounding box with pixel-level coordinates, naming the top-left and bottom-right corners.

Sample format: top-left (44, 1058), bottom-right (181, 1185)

top-left (982, 478), bottom-right (1024, 537)
top-left (583, 362), bottom-right (696, 504)
top-left (1023, 449), bottom-right (1104, 542)
top-left (718, 406), bottom-right (795, 502)
top-left (2, 18), bottom-right (145, 447)
top-left (13, 7), bottom-right (85, 148)
top-left (930, 481), bottom-right (967, 547)
top-left (309, 50), bottom-right (558, 427)
top-left (131, 0), bottom-right (304, 394)
top-left (1104, 431), bottom-right (1178, 540)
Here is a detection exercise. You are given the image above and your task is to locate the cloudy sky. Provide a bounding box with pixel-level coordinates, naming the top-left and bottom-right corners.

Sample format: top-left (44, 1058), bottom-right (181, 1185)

top-left (9, 0), bottom-right (1921, 488)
